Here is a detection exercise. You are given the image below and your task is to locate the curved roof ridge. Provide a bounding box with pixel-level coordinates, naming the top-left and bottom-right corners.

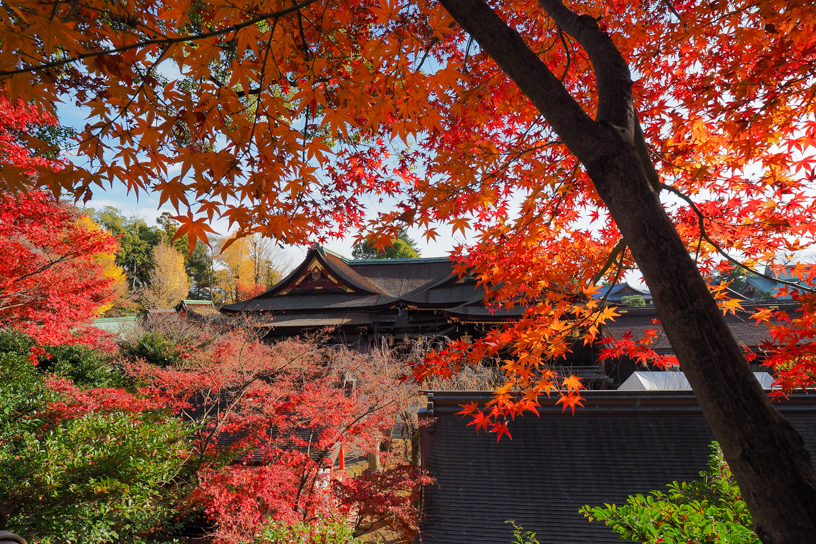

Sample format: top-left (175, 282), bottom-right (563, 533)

top-left (346, 256), bottom-right (452, 264)
top-left (321, 251), bottom-right (390, 295)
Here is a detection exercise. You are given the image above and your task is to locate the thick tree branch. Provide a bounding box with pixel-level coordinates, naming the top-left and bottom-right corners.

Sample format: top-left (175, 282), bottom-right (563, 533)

top-left (440, 1), bottom-right (816, 541)
top-left (437, 0), bottom-right (599, 164)
top-left (537, 0), bottom-right (660, 191)
top-left (536, 0), bottom-right (630, 129)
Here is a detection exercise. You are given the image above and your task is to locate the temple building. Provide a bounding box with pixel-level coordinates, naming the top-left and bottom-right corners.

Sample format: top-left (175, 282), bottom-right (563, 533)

top-left (221, 246), bottom-right (785, 388)
top-left (219, 245), bottom-right (523, 349)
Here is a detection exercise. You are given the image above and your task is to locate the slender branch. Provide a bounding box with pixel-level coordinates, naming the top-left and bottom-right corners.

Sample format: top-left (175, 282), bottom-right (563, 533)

top-left (661, 183), bottom-right (815, 294)
top-left (557, 29), bottom-right (571, 82)
top-left (0, 0), bottom-right (321, 78)
top-left (297, 6), bottom-right (312, 61)
top-left (590, 238), bottom-right (627, 286)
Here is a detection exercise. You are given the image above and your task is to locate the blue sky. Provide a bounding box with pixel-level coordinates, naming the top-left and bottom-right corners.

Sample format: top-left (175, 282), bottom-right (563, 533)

top-left (56, 96), bottom-right (471, 262)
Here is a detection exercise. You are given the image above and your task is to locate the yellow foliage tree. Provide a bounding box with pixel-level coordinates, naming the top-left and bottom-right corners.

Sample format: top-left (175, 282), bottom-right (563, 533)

top-left (214, 234), bottom-right (291, 303)
top-left (140, 242), bottom-right (189, 309)
top-left (77, 216), bottom-right (129, 316)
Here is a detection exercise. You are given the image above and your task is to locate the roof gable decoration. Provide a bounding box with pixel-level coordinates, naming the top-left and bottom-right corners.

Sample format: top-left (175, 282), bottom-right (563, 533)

top-left (278, 258), bottom-right (354, 295)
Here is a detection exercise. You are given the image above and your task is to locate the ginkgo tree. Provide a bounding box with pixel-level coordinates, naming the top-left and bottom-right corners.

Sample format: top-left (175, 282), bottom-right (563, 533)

top-left (2, 0), bottom-right (816, 540)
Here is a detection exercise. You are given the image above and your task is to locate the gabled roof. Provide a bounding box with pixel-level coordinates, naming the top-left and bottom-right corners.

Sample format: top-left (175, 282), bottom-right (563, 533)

top-left (592, 282), bottom-right (652, 302)
top-left (178, 299), bottom-right (220, 318)
top-left (220, 246), bottom-right (485, 314)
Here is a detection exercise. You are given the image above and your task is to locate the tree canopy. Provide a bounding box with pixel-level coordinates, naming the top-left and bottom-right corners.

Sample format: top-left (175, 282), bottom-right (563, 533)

top-left (2, 0), bottom-right (816, 539)
top-left (0, 97), bottom-right (122, 346)
top-left (351, 229), bottom-right (420, 260)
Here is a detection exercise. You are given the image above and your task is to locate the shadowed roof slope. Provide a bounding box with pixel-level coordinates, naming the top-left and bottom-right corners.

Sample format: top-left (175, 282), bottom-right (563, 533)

top-left (416, 391), bottom-right (816, 544)
top-left (602, 306), bottom-right (782, 352)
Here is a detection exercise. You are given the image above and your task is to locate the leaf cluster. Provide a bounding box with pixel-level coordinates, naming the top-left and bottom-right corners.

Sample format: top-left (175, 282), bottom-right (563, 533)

top-left (255, 516), bottom-right (364, 544)
top-left (580, 443), bottom-right (758, 544)
top-left (351, 229), bottom-right (421, 260)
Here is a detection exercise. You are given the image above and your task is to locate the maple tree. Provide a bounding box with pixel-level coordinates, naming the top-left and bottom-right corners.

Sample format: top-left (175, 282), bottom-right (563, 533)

top-left (1, 320), bottom-right (428, 542)
top-left (78, 215), bottom-right (130, 316)
top-left (0, 190), bottom-right (122, 347)
top-left (0, 95), bottom-right (122, 345)
top-left (124, 323), bottom-right (428, 542)
top-left (2, 0), bottom-right (816, 539)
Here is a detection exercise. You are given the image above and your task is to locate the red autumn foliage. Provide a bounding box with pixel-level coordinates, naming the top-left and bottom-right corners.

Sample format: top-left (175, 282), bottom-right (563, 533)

top-left (124, 325), bottom-right (428, 542)
top-left (1, 95), bottom-right (119, 348)
top-left (45, 377), bottom-right (163, 421)
top-left (0, 94), bottom-right (61, 173)
top-left (0, 191), bottom-right (120, 348)
top-left (5, 0), bottom-right (816, 536)
top-left (235, 280), bottom-right (266, 301)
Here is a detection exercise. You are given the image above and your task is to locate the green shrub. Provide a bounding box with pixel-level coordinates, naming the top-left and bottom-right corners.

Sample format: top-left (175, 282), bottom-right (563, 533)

top-left (507, 521), bottom-right (540, 544)
top-left (0, 329), bottom-right (123, 388)
top-left (0, 351), bottom-right (56, 440)
top-left (119, 332), bottom-right (186, 368)
top-left (3, 413), bottom-right (190, 543)
top-left (0, 347), bottom-right (191, 542)
top-left (619, 295), bottom-right (646, 308)
top-left (580, 443), bottom-right (757, 544)
top-left (256, 518), bottom-right (365, 544)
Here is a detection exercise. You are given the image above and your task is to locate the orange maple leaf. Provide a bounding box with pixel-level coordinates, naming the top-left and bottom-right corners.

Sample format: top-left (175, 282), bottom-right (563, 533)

top-left (171, 213), bottom-right (216, 254)
top-left (561, 374), bottom-right (585, 392)
top-left (556, 392), bottom-right (584, 415)
top-left (456, 401), bottom-right (479, 417)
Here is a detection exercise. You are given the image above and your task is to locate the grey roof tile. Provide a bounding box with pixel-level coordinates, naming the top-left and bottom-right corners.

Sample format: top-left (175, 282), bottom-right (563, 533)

top-left (602, 307), bottom-right (774, 351)
top-left (416, 391), bottom-right (816, 544)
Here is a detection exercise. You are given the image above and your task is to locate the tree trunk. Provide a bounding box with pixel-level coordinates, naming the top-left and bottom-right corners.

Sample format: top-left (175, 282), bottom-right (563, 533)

top-left (438, 0), bottom-right (816, 541)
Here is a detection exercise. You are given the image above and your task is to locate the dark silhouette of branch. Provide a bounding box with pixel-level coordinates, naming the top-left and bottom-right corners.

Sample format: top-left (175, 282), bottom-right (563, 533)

top-left (0, 0), bottom-right (321, 78)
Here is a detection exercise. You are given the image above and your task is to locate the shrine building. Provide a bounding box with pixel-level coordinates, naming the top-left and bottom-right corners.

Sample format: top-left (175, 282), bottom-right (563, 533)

top-left (219, 245), bottom-right (523, 349)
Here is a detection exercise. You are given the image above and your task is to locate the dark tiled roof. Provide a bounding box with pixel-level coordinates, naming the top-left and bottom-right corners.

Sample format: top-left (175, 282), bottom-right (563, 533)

top-left (347, 258), bottom-right (456, 299)
top-left (602, 307), bottom-right (774, 351)
top-left (417, 391), bottom-right (816, 544)
top-left (402, 282), bottom-right (486, 307)
top-left (221, 247), bottom-right (484, 314)
top-left (228, 292), bottom-right (388, 312)
top-left (323, 252), bottom-right (390, 295)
